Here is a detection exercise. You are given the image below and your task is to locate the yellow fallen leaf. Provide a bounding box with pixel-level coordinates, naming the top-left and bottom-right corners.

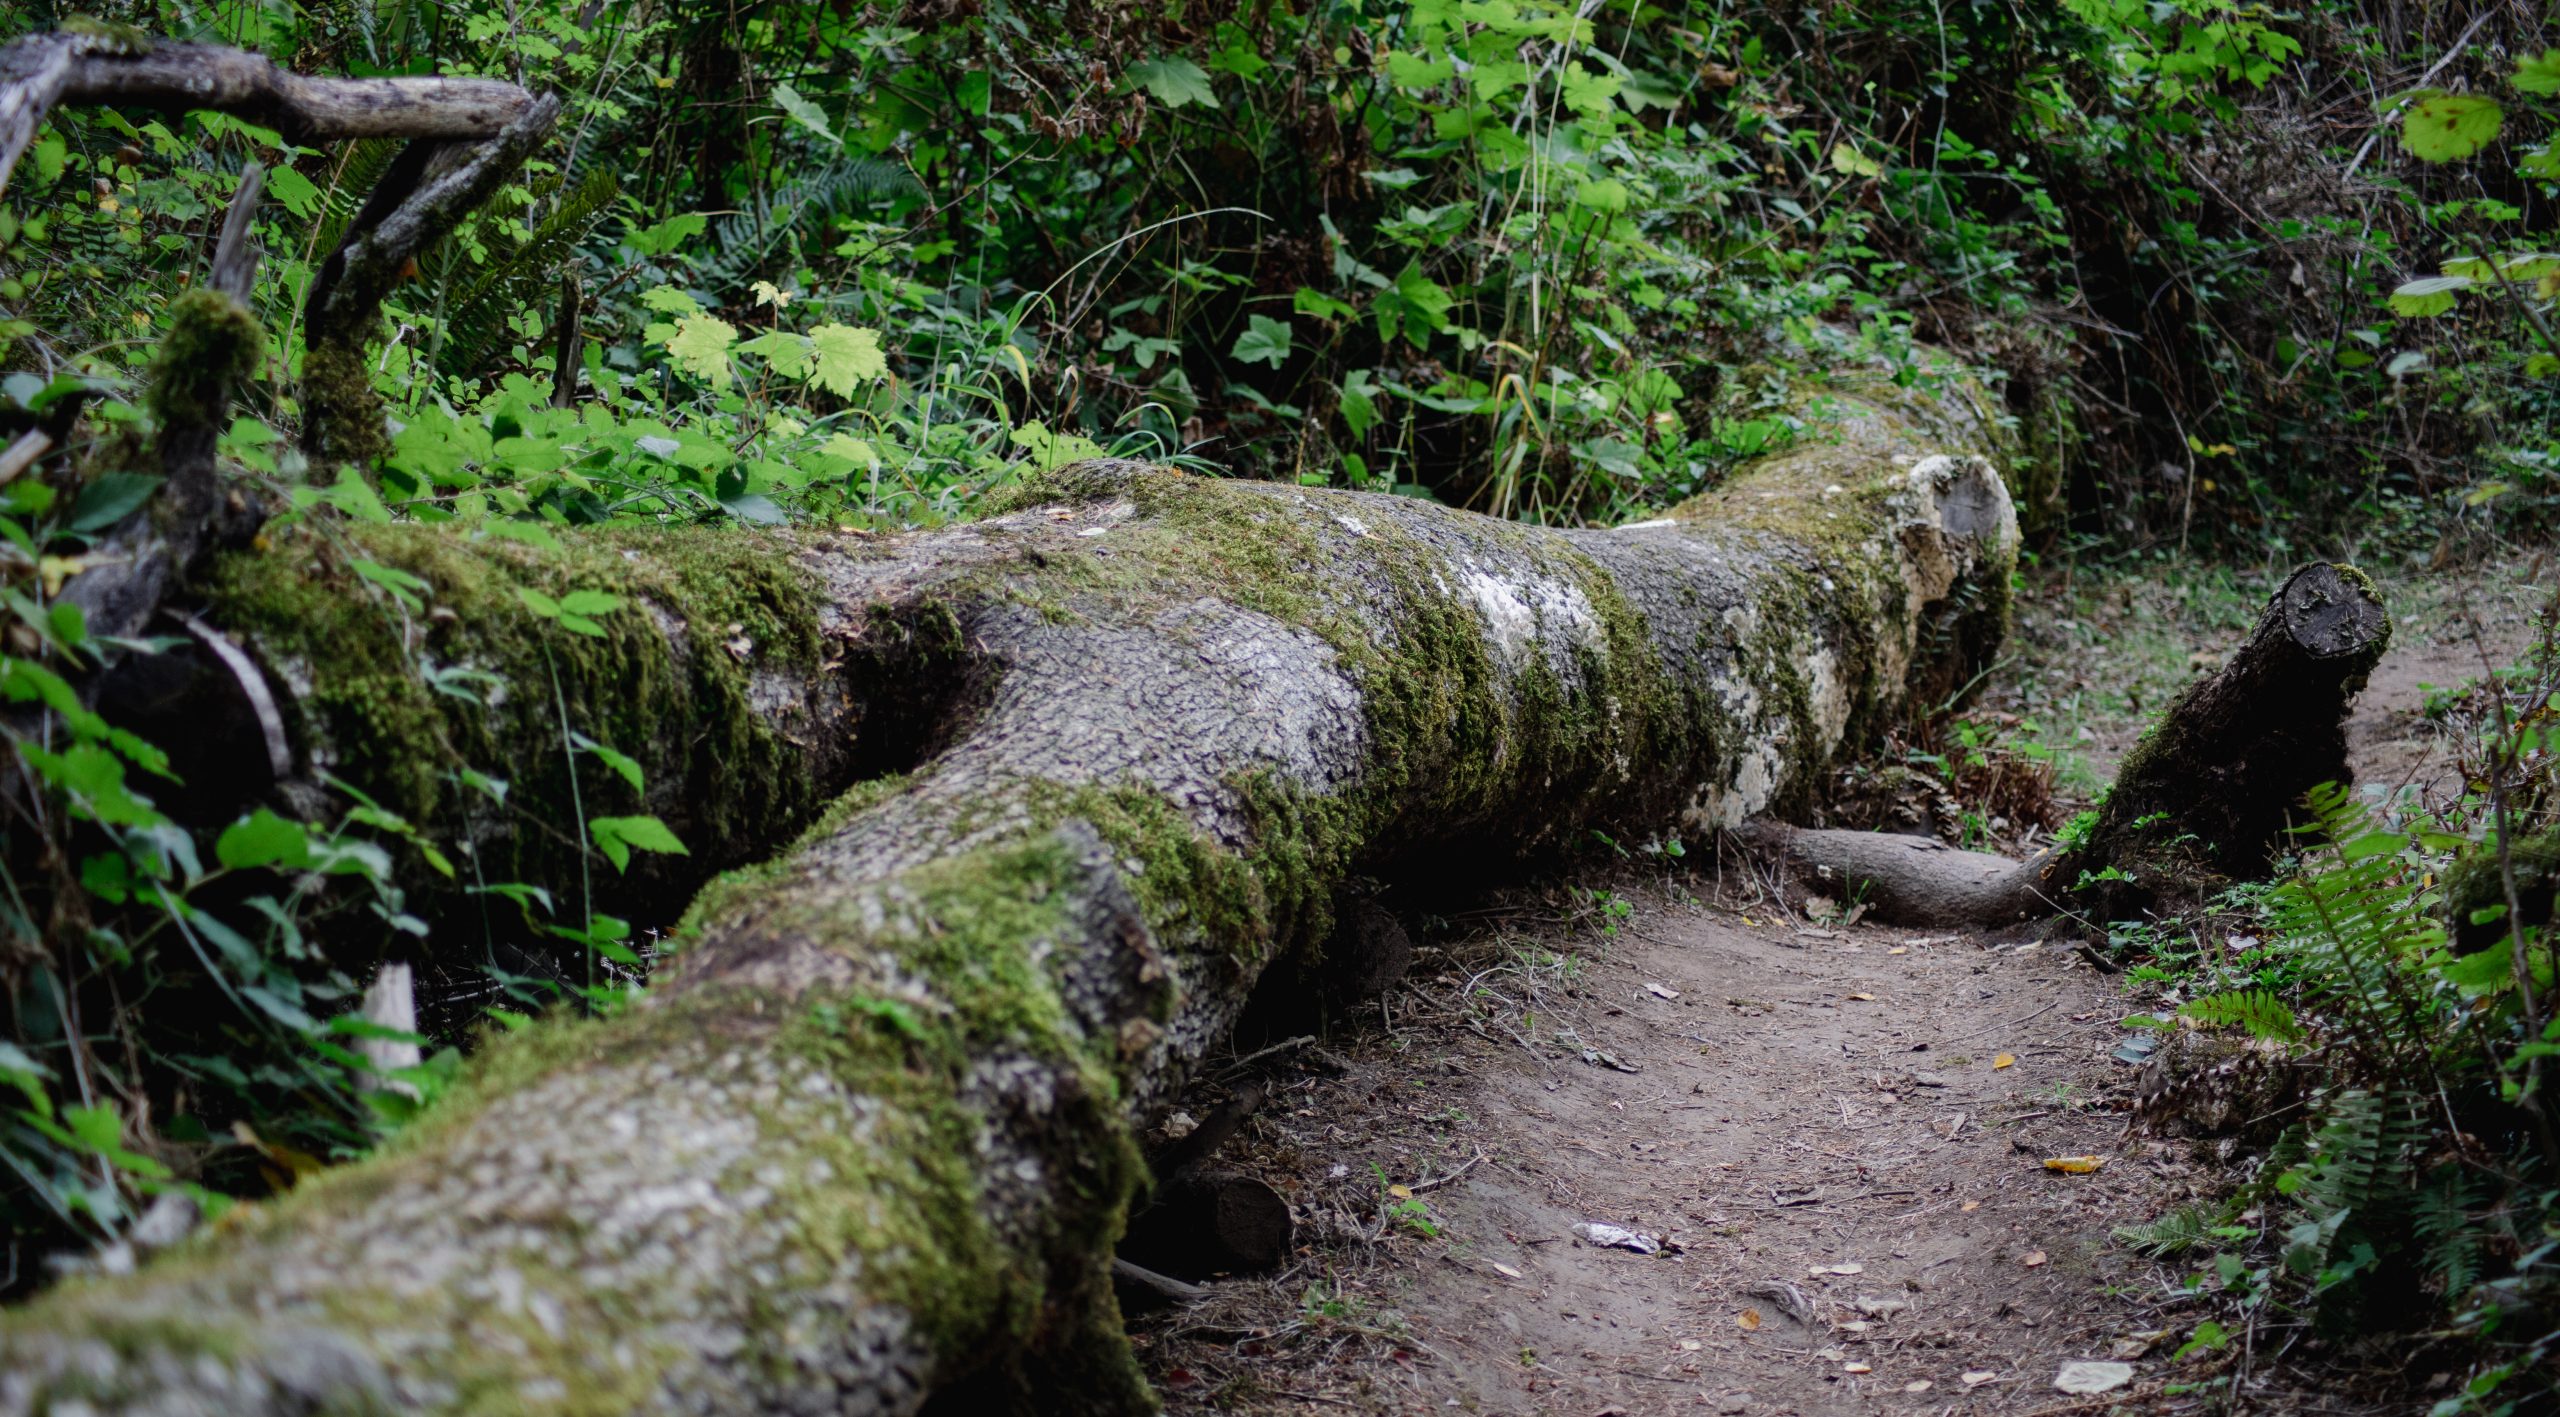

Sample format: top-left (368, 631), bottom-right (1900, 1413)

top-left (1387, 1183), bottom-right (1413, 1199)
top-left (1887, 946), bottom-right (1908, 955)
top-left (2022, 1249), bottom-right (2048, 1267)
top-left (1490, 1261), bottom-right (1522, 1279)
top-left (1993, 1053), bottom-right (2015, 1069)
top-left (1960, 1199), bottom-right (1982, 1212)
top-left (1848, 992), bottom-right (1876, 1002)
top-left (1736, 1308), bottom-right (1762, 1331)
top-left (1843, 1362), bottom-right (1873, 1374)
top-left (2044, 1155), bottom-right (2108, 1174)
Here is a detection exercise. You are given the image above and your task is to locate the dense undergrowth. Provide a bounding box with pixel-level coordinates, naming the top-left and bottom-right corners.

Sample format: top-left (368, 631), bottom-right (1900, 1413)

top-left (0, 0), bottom-right (2555, 1404)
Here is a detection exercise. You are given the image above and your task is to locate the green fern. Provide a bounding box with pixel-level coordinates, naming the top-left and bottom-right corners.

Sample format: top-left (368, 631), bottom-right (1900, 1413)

top-left (2264, 783), bottom-right (2444, 1075)
top-left (431, 167), bottom-right (621, 380)
top-left (2179, 988), bottom-right (2304, 1042)
top-left (2114, 1204), bottom-right (2213, 1257)
top-left (697, 156), bottom-right (920, 292)
top-left (2414, 1166), bottom-right (2488, 1300)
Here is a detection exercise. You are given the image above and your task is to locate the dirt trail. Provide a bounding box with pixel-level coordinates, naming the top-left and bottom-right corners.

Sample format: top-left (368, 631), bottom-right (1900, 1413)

top-left (1141, 894), bottom-right (2207, 1415)
top-left (1135, 564), bottom-right (2537, 1415)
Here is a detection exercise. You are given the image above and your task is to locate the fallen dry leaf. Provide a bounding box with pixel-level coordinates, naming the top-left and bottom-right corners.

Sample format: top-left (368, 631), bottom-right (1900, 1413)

top-left (1847, 992), bottom-right (1875, 1001)
top-left (1808, 1262), bottom-right (1864, 1276)
top-left (2043, 1155), bottom-right (2108, 1174)
top-left (1678, 1339), bottom-right (1702, 1351)
top-left (1887, 946), bottom-right (1908, 955)
top-left (1736, 1308), bottom-right (1762, 1331)
top-left (1386, 1183), bottom-right (1413, 1199)
top-left (1962, 1370), bottom-right (1998, 1386)
top-left (1903, 1380), bottom-right (1933, 1392)
top-left (1993, 1053), bottom-right (2016, 1069)
top-left (2022, 1250), bottom-right (2048, 1268)
top-left (1960, 1199), bottom-right (1982, 1212)
top-left (1645, 982), bottom-right (1681, 1000)
top-left (1843, 1362), bottom-right (1873, 1375)
top-left (1490, 1261), bottom-right (1523, 1279)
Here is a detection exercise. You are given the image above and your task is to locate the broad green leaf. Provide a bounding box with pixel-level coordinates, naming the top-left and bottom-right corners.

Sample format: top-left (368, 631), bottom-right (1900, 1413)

top-left (1385, 51), bottom-right (1455, 89)
top-left (638, 285), bottom-right (704, 317)
top-left (735, 329), bottom-right (812, 380)
top-left (625, 212), bottom-right (708, 258)
top-left (1573, 178), bottom-right (1630, 212)
top-left (1374, 262), bottom-right (1454, 346)
top-left (1829, 143), bottom-right (1884, 178)
top-left (2399, 95), bottom-right (2502, 162)
top-left (517, 587), bottom-right (562, 618)
top-left (663, 314), bottom-right (738, 389)
top-left (216, 809), bottom-right (311, 870)
top-left (2386, 274), bottom-right (2468, 318)
top-left (325, 467), bottom-right (392, 525)
top-left (1294, 288), bottom-right (1358, 321)
top-left (2514, 49), bottom-right (2560, 97)
top-left (351, 558), bottom-right (431, 610)
top-left (1010, 421), bottom-right (1107, 471)
top-left (263, 165), bottom-right (320, 219)
top-left (771, 82), bottom-right (837, 144)
top-left (1230, 314), bottom-right (1295, 368)
top-left (807, 324), bottom-right (888, 395)
top-left (589, 814), bottom-right (688, 872)
top-left (1339, 369), bottom-right (1381, 438)
top-left (68, 473), bottom-right (160, 533)
top-left (1127, 56), bottom-right (1215, 108)
top-left (575, 735), bottom-right (645, 791)
top-left (557, 590), bottom-right (622, 617)
top-left (820, 432), bottom-right (881, 469)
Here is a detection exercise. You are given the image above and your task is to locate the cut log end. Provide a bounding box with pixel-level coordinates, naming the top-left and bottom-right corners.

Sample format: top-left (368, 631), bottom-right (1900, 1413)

top-left (2280, 562), bottom-right (2390, 661)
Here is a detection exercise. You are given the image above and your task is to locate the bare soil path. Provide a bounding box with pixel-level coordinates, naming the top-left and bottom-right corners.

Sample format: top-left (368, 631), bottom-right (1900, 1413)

top-left (1134, 560), bottom-right (2540, 1416)
top-left (1139, 890), bottom-right (2221, 1416)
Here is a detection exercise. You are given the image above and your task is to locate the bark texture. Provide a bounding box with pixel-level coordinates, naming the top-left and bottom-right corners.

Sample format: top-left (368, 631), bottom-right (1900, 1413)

top-left (1766, 561), bottom-right (2389, 925)
top-left (2068, 561), bottom-right (2388, 890)
top-left (0, 381), bottom-right (2018, 1414)
top-left (0, 31), bottom-right (530, 203)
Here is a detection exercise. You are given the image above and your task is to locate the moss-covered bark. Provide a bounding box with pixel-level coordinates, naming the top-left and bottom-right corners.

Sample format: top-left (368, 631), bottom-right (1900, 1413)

top-left (0, 377), bottom-right (2016, 1414)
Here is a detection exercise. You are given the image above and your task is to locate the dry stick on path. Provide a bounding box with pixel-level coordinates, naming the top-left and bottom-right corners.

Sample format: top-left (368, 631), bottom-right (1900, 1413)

top-left (3, 371), bottom-right (2023, 1410)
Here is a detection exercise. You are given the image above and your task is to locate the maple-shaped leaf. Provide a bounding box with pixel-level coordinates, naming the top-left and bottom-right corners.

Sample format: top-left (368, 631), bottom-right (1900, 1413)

top-left (662, 313), bottom-right (737, 388)
top-left (808, 324), bottom-right (888, 396)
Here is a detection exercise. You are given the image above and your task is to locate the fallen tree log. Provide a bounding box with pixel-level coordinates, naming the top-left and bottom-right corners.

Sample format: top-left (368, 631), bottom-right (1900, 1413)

top-left (0, 382), bottom-right (2019, 1412)
top-left (1767, 560), bottom-right (2391, 924)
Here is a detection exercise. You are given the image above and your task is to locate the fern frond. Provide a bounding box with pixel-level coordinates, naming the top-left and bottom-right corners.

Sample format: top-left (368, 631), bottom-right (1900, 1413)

top-left (2179, 989), bottom-right (2305, 1043)
top-left (2114, 1204), bottom-right (2213, 1257)
top-left (432, 167), bottom-right (621, 380)
top-left (697, 156), bottom-right (921, 292)
top-left (2414, 1166), bottom-right (2487, 1299)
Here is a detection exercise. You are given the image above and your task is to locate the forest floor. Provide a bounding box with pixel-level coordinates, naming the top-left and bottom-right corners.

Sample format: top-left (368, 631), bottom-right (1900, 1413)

top-left (1129, 557), bottom-right (2549, 1416)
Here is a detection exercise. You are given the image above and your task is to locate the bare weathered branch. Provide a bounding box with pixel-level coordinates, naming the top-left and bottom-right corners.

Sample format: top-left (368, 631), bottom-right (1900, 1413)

top-left (0, 31), bottom-right (529, 202)
top-left (301, 94), bottom-right (564, 463)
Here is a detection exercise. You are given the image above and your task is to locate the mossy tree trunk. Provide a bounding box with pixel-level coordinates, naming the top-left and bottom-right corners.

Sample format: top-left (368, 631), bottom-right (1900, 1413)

top-left (1, 383), bottom-right (2018, 1414)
